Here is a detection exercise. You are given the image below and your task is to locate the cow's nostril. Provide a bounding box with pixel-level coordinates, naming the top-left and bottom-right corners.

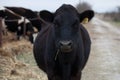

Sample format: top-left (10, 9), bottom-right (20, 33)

top-left (68, 42), bottom-right (72, 46)
top-left (60, 42), bottom-right (63, 46)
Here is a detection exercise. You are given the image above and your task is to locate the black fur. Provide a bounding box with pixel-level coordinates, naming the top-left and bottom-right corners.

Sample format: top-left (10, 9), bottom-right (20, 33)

top-left (33, 4), bottom-right (94, 80)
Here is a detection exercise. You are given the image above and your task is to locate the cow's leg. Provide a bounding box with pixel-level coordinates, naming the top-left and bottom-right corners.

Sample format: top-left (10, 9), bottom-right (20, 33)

top-left (28, 34), bottom-right (33, 43)
top-left (16, 31), bottom-right (21, 40)
top-left (17, 35), bottom-right (20, 40)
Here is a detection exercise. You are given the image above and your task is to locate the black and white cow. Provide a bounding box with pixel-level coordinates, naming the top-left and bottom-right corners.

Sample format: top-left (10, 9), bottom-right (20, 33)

top-left (0, 7), bottom-right (34, 43)
top-left (5, 6), bottom-right (42, 31)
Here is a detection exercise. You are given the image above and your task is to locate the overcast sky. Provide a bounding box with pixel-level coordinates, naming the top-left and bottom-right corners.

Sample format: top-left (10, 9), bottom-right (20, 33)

top-left (0, 0), bottom-right (120, 13)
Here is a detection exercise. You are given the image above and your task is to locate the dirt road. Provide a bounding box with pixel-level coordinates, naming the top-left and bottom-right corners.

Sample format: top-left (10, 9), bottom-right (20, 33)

top-left (82, 17), bottom-right (120, 80)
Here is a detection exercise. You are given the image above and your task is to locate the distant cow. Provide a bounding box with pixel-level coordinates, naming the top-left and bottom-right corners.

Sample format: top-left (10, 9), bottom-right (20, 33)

top-left (0, 7), bottom-right (34, 43)
top-left (33, 4), bottom-right (94, 80)
top-left (5, 6), bottom-right (42, 31)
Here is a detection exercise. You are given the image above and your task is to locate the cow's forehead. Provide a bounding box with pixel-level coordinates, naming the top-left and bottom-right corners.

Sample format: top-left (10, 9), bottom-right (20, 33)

top-left (54, 5), bottom-right (79, 22)
top-left (55, 4), bottom-right (78, 16)
top-left (59, 12), bottom-right (78, 20)
top-left (54, 11), bottom-right (79, 24)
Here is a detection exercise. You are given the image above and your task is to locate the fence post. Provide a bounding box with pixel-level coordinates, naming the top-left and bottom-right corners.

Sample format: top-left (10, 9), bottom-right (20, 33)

top-left (0, 17), bottom-right (3, 48)
top-left (23, 18), bottom-right (26, 37)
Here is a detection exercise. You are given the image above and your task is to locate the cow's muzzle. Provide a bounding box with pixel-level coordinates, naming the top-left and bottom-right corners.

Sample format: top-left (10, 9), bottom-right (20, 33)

top-left (59, 40), bottom-right (73, 53)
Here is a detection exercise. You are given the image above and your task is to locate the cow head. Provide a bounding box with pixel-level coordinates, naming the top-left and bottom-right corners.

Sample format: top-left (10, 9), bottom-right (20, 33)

top-left (0, 7), bottom-right (7, 18)
top-left (41, 4), bottom-right (94, 53)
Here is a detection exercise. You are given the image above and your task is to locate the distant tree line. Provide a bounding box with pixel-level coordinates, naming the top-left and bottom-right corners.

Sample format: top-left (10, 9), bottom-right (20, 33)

top-left (104, 6), bottom-right (120, 21)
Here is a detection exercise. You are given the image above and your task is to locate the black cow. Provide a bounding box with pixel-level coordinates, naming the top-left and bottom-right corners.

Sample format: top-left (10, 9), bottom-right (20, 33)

top-left (5, 6), bottom-right (42, 31)
top-left (33, 4), bottom-right (94, 80)
top-left (0, 8), bottom-right (34, 43)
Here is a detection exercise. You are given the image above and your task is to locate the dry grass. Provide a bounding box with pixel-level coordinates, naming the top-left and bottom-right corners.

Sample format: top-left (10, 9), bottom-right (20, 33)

top-left (0, 37), bottom-right (48, 80)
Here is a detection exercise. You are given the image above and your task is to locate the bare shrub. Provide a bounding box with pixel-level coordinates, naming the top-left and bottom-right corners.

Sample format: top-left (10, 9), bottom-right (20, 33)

top-left (76, 2), bottom-right (92, 13)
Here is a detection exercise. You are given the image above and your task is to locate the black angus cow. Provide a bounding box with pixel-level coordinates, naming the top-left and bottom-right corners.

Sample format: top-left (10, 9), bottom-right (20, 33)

top-left (0, 7), bottom-right (34, 43)
top-left (5, 6), bottom-right (42, 31)
top-left (33, 4), bottom-right (94, 80)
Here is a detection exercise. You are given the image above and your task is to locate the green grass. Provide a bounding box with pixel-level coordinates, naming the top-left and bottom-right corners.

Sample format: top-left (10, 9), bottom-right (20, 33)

top-left (110, 21), bottom-right (120, 27)
top-left (16, 52), bottom-right (37, 66)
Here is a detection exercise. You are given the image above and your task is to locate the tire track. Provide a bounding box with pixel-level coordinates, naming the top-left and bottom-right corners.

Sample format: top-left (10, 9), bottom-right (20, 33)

top-left (82, 17), bottom-right (120, 80)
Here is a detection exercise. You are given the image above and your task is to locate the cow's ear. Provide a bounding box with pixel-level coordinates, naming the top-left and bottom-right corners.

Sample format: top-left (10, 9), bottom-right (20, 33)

top-left (79, 10), bottom-right (94, 24)
top-left (40, 10), bottom-right (54, 23)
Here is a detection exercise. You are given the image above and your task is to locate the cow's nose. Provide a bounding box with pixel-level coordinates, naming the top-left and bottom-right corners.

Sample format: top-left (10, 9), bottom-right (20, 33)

top-left (59, 40), bottom-right (73, 52)
top-left (59, 40), bottom-right (72, 46)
